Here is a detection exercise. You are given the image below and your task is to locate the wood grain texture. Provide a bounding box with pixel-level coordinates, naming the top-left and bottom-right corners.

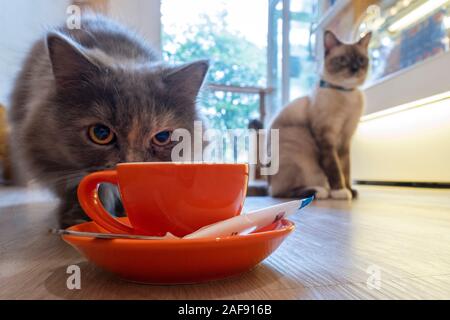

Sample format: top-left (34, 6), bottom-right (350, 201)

top-left (1, 185), bottom-right (450, 299)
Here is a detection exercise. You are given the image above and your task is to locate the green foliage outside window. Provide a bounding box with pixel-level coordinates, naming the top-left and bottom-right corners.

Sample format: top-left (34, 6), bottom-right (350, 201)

top-left (162, 13), bottom-right (266, 130)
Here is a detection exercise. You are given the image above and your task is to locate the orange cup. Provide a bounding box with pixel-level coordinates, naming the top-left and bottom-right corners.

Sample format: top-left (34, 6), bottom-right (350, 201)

top-left (77, 163), bottom-right (248, 237)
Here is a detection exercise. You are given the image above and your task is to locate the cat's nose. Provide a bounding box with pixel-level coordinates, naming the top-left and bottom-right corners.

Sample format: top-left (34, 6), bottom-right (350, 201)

top-left (350, 64), bottom-right (359, 73)
top-left (123, 149), bottom-right (147, 163)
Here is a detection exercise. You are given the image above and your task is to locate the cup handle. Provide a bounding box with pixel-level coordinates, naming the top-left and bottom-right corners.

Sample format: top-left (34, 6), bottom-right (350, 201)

top-left (77, 170), bottom-right (134, 234)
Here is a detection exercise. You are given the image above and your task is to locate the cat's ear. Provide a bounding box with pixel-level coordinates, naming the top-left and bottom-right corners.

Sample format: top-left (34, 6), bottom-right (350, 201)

top-left (324, 30), bottom-right (342, 55)
top-left (358, 31), bottom-right (372, 50)
top-left (46, 32), bottom-right (100, 87)
top-left (164, 60), bottom-right (209, 100)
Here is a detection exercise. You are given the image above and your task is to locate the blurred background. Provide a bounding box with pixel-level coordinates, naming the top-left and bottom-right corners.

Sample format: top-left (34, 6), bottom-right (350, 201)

top-left (1, 0), bottom-right (449, 187)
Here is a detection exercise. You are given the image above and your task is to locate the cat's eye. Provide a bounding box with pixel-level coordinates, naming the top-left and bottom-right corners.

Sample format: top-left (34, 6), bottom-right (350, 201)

top-left (88, 124), bottom-right (115, 145)
top-left (151, 130), bottom-right (172, 146)
top-left (358, 56), bottom-right (367, 66)
top-left (338, 56), bottom-right (348, 65)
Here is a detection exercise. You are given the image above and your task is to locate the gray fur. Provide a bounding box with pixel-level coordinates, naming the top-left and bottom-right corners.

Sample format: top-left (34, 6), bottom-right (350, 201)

top-left (269, 31), bottom-right (371, 200)
top-left (9, 16), bottom-right (209, 226)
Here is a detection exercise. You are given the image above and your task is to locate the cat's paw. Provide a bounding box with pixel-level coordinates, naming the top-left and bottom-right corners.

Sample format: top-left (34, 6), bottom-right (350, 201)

top-left (330, 188), bottom-right (353, 200)
top-left (59, 218), bottom-right (89, 229)
top-left (58, 204), bottom-right (90, 229)
top-left (350, 188), bottom-right (358, 199)
top-left (310, 186), bottom-right (330, 200)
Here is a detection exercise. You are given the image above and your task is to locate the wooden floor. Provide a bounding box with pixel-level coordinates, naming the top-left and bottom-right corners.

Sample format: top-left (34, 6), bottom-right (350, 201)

top-left (1, 185), bottom-right (450, 299)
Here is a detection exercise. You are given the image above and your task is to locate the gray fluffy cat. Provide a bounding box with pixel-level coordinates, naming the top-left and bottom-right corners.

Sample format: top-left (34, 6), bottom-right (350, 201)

top-left (269, 30), bottom-right (371, 200)
top-left (9, 16), bottom-right (209, 227)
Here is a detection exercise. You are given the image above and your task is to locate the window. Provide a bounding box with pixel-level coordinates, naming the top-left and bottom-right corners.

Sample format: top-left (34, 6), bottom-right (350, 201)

top-left (161, 0), bottom-right (268, 131)
top-left (161, 0), bottom-right (319, 163)
top-left (267, 0), bottom-right (317, 111)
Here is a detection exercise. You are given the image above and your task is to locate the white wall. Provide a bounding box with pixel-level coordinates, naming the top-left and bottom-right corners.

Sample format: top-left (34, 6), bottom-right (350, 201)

top-left (107, 0), bottom-right (161, 55)
top-left (0, 0), bottom-right (70, 106)
top-left (0, 0), bottom-right (162, 107)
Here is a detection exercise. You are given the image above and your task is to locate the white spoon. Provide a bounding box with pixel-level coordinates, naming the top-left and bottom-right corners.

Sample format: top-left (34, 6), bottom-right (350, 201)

top-left (50, 229), bottom-right (178, 240)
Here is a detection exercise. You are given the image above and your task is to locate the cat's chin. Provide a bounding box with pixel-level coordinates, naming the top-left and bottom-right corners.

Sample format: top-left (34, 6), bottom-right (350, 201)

top-left (322, 74), bottom-right (365, 90)
top-left (343, 75), bottom-right (368, 88)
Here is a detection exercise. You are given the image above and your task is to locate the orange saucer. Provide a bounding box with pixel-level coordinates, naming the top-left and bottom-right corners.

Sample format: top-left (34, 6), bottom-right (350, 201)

top-left (62, 217), bottom-right (295, 284)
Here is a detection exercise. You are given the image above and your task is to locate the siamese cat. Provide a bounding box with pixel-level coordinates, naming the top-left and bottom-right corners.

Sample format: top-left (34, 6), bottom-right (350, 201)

top-left (269, 30), bottom-right (372, 200)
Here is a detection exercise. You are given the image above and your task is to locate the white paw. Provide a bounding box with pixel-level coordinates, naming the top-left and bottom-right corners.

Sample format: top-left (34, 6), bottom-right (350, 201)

top-left (311, 186), bottom-right (330, 200)
top-left (330, 188), bottom-right (353, 200)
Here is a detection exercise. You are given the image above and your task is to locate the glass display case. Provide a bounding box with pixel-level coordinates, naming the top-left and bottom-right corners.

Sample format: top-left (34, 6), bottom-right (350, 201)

top-left (357, 0), bottom-right (450, 84)
top-left (313, 1), bottom-right (450, 184)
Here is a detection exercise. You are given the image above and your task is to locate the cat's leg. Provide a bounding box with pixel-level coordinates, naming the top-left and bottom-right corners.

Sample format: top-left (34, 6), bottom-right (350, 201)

top-left (271, 184), bottom-right (320, 199)
top-left (269, 164), bottom-right (297, 198)
top-left (319, 144), bottom-right (352, 200)
top-left (270, 170), bottom-right (330, 199)
top-left (58, 184), bottom-right (123, 228)
top-left (285, 186), bottom-right (329, 199)
top-left (305, 186), bottom-right (330, 199)
top-left (269, 162), bottom-right (329, 199)
top-left (58, 188), bottom-right (89, 228)
top-left (270, 125), bottom-right (331, 199)
top-left (339, 145), bottom-right (358, 199)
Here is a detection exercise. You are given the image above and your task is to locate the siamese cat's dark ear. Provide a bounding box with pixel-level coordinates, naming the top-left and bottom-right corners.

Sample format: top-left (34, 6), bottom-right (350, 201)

top-left (358, 31), bottom-right (372, 49)
top-left (165, 60), bottom-right (209, 100)
top-left (324, 30), bottom-right (342, 55)
top-left (46, 32), bottom-right (100, 86)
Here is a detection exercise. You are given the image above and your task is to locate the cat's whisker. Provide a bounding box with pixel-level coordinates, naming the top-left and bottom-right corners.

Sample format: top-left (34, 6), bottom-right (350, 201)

top-left (32, 165), bottom-right (112, 191)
